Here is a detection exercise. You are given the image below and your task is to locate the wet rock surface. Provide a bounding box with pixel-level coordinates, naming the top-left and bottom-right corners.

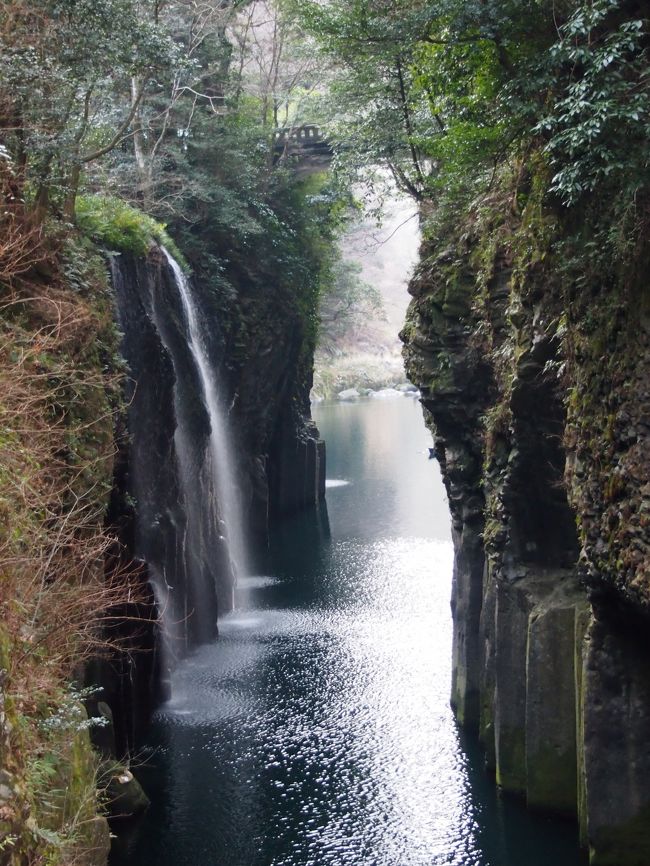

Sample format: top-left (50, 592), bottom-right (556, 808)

top-left (402, 230), bottom-right (650, 865)
top-left (103, 766), bottom-right (150, 818)
top-left (102, 246), bottom-right (325, 757)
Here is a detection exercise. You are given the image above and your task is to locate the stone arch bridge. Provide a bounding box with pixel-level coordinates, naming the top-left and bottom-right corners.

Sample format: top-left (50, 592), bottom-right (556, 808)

top-left (273, 125), bottom-right (334, 176)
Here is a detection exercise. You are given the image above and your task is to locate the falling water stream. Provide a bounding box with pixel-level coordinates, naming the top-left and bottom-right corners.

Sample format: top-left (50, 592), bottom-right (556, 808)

top-left (111, 396), bottom-right (581, 866)
top-left (162, 249), bottom-right (246, 583)
top-left (110, 248), bottom-right (245, 661)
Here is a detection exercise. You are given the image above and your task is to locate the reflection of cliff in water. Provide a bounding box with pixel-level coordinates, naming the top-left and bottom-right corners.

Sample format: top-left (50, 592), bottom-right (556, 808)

top-left (265, 501), bottom-right (331, 587)
top-left (455, 728), bottom-right (580, 864)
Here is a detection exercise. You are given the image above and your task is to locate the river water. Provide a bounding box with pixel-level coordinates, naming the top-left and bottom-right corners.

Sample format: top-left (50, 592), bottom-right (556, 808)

top-left (111, 396), bottom-right (581, 866)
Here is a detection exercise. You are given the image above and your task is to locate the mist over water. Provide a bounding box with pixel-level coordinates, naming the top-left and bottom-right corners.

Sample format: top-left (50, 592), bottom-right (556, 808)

top-left (111, 397), bottom-right (580, 866)
top-left (313, 189), bottom-right (421, 398)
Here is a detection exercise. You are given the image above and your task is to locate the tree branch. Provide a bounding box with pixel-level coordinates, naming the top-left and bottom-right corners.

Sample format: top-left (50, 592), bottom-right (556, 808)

top-left (80, 78), bottom-right (148, 164)
top-left (395, 55), bottom-right (425, 192)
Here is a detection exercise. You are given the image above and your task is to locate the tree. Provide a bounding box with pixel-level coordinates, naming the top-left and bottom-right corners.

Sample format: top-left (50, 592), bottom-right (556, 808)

top-left (534, 0), bottom-right (650, 204)
top-left (318, 256), bottom-right (381, 350)
top-left (0, 0), bottom-right (173, 217)
top-left (289, 0), bottom-right (559, 206)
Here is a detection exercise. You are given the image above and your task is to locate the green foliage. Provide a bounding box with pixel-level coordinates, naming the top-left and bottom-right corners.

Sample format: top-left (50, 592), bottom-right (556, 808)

top-left (0, 0), bottom-right (175, 207)
top-left (318, 257), bottom-right (382, 349)
top-left (290, 0), bottom-right (439, 200)
top-left (534, 0), bottom-right (650, 204)
top-left (22, 690), bottom-right (103, 861)
top-left (255, 172), bottom-right (355, 346)
top-left (294, 0), bottom-right (650, 242)
top-left (75, 195), bottom-right (187, 268)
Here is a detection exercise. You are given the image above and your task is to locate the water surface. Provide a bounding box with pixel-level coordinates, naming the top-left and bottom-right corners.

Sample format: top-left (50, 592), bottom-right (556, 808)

top-left (112, 396), bottom-right (581, 866)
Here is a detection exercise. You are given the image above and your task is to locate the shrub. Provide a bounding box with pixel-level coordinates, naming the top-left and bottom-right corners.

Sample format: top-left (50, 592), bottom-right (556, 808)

top-left (75, 194), bottom-right (188, 270)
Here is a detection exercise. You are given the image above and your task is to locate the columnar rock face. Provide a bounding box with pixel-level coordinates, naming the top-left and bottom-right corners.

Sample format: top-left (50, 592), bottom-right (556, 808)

top-left (104, 247), bottom-right (325, 750)
top-left (205, 252), bottom-right (326, 538)
top-left (111, 244), bottom-right (325, 554)
top-left (402, 227), bottom-right (650, 865)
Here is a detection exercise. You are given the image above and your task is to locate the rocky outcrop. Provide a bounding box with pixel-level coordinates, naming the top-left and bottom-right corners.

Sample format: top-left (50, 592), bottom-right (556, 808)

top-left (402, 217), bottom-right (650, 865)
top-left (401, 246), bottom-right (494, 730)
top-left (103, 244), bottom-right (325, 752)
top-left (214, 250), bottom-right (326, 536)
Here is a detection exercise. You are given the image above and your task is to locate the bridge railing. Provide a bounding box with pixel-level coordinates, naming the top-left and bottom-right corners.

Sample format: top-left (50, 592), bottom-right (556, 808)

top-left (274, 125), bottom-right (324, 143)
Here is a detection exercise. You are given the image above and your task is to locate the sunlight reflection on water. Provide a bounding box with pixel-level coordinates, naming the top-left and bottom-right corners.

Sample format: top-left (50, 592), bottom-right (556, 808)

top-left (154, 536), bottom-right (463, 866)
top-left (111, 398), bottom-right (580, 866)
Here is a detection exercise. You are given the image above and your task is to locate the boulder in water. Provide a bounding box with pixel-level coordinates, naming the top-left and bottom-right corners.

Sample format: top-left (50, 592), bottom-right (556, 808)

top-left (103, 765), bottom-right (150, 818)
top-left (338, 388), bottom-right (360, 401)
top-left (371, 388), bottom-right (403, 399)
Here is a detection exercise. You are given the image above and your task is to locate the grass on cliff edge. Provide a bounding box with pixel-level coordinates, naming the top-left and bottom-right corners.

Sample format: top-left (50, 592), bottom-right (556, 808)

top-left (76, 194), bottom-right (188, 270)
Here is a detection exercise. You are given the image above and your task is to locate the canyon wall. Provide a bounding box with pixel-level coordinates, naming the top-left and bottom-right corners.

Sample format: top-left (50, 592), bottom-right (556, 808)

top-left (102, 245), bottom-right (325, 751)
top-left (402, 208), bottom-right (650, 865)
top-left (0, 220), bottom-right (327, 864)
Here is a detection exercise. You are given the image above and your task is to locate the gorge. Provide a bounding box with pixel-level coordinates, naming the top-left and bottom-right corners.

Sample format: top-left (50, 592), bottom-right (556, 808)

top-left (108, 396), bottom-right (582, 866)
top-left (1, 0), bottom-right (650, 865)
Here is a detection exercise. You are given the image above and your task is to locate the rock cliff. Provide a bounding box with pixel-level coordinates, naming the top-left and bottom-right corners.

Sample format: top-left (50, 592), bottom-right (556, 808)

top-left (402, 200), bottom-right (650, 865)
top-left (101, 245), bottom-right (325, 752)
top-left (0, 216), bottom-right (327, 864)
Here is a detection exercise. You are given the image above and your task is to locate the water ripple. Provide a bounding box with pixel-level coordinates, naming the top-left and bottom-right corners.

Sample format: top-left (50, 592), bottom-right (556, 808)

top-left (148, 538), bottom-right (471, 866)
top-left (111, 397), bottom-right (580, 866)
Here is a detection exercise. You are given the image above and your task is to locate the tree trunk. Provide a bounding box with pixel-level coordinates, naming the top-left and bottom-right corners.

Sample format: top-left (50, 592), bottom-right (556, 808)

top-left (63, 162), bottom-right (81, 221)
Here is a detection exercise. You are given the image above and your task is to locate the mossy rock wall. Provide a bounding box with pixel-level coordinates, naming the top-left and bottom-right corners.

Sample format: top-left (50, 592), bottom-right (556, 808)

top-left (401, 197), bottom-right (650, 864)
top-left (582, 618), bottom-right (650, 866)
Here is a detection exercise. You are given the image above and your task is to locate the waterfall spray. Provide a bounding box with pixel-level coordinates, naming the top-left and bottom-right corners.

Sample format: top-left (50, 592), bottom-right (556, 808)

top-left (110, 248), bottom-right (247, 674)
top-left (161, 249), bottom-right (247, 588)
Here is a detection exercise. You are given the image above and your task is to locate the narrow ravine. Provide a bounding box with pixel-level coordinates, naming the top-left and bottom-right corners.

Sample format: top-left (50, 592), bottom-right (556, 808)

top-left (110, 397), bottom-right (580, 866)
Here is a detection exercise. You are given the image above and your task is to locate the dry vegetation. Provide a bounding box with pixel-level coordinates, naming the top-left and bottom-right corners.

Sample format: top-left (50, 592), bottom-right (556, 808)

top-left (0, 163), bottom-right (142, 865)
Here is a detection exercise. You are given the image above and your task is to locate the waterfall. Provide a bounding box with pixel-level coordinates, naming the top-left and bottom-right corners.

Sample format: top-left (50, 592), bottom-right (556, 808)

top-left (161, 249), bottom-right (247, 585)
top-left (110, 248), bottom-right (247, 674)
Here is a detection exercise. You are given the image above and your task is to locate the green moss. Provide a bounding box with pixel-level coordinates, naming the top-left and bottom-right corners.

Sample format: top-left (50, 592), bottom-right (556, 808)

top-left (423, 297), bottom-right (451, 332)
top-left (527, 742), bottom-right (578, 815)
top-left (483, 400), bottom-right (513, 463)
top-left (479, 694), bottom-right (497, 772)
top-left (442, 273), bottom-right (476, 318)
top-left (496, 724), bottom-right (527, 795)
top-left (67, 720), bottom-right (98, 825)
top-left (428, 362), bottom-right (456, 394)
top-left (603, 473), bottom-right (626, 503)
top-left (76, 194), bottom-right (188, 270)
top-left (575, 606), bottom-right (591, 850)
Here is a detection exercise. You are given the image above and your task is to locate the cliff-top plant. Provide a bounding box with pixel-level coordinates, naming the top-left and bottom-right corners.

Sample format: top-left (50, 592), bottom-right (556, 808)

top-left (534, 0), bottom-right (650, 205)
top-left (75, 195), bottom-right (188, 269)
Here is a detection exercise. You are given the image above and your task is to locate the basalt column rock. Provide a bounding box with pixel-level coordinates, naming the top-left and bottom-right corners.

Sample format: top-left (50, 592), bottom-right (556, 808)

top-left (525, 579), bottom-right (588, 815)
top-left (581, 615), bottom-right (650, 866)
top-left (216, 263), bottom-right (326, 539)
top-left (402, 246), bottom-right (494, 731)
top-left (401, 223), bottom-right (650, 864)
top-left (110, 250), bottom-right (233, 645)
top-left (402, 244), bottom-right (590, 817)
